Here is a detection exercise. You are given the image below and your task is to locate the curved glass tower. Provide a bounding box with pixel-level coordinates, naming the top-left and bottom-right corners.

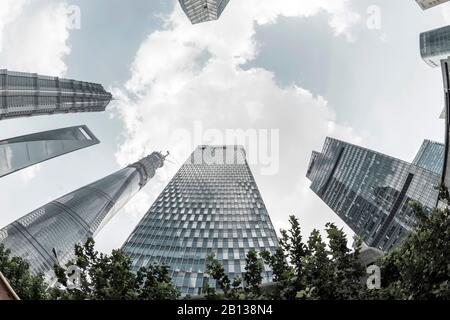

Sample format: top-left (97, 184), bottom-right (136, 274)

top-left (0, 69), bottom-right (112, 121)
top-left (122, 145), bottom-right (279, 296)
top-left (0, 152), bottom-right (165, 277)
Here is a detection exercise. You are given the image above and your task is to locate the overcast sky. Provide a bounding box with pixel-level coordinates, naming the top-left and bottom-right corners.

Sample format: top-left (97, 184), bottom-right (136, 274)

top-left (0, 0), bottom-right (448, 253)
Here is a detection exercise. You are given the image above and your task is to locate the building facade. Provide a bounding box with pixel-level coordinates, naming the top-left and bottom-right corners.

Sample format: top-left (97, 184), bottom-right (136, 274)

top-left (420, 25), bottom-right (450, 67)
top-left (0, 69), bottom-right (112, 121)
top-left (122, 146), bottom-right (279, 295)
top-left (416, 0), bottom-right (450, 10)
top-left (307, 138), bottom-right (441, 252)
top-left (412, 139), bottom-right (445, 175)
top-left (0, 152), bottom-right (165, 278)
top-left (0, 125), bottom-right (99, 178)
top-left (179, 0), bottom-right (230, 24)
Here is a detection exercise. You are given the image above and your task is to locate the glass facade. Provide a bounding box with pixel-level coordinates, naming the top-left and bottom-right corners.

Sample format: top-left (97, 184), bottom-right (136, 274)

top-left (179, 0), bottom-right (230, 24)
top-left (412, 140), bottom-right (445, 175)
top-left (416, 0), bottom-right (450, 10)
top-left (0, 125), bottom-right (99, 178)
top-left (420, 25), bottom-right (450, 67)
top-left (0, 152), bottom-right (165, 278)
top-left (307, 138), bottom-right (440, 252)
top-left (122, 146), bottom-right (279, 295)
top-left (0, 69), bottom-right (112, 120)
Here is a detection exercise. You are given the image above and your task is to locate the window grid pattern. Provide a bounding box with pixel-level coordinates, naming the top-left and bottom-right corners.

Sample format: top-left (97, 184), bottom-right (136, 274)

top-left (0, 69), bottom-right (112, 120)
top-left (122, 146), bottom-right (279, 296)
top-left (420, 25), bottom-right (450, 67)
top-left (412, 140), bottom-right (445, 175)
top-left (308, 138), bottom-right (440, 252)
top-left (0, 153), bottom-right (164, 278)
top-left (179, 0), bottom-right (230, 24)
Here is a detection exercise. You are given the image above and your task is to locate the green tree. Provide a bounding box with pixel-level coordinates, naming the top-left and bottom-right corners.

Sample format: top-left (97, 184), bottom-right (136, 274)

top-left (302, 229), bottom-right (334, 299)
top-left (205, 252), bottom-right (231, 299)
top-left (51, 238), bottom-right (179, 300)
top-left (323, 223), bottom-right (366, 299)
top-left (260, 216), bottom-right (368, 300)
top-left (379, 198), bottom-right (450, 300)
top-left (243, 250), bottom-right (263, 298)
top-left (0, 244), bottom-right (48, 300)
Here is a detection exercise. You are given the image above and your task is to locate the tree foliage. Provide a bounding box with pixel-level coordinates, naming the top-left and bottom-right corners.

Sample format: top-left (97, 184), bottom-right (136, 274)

top-left (0, 244), bottom-right (48, 300)
top-left (206, 216), bottom-right (369, 300)
top-left (50, 238), bottom-right (179, 300)
top-left (3, 190), bottom-right (450, 301)
top-left (377, 187), bottom-right (450, 300)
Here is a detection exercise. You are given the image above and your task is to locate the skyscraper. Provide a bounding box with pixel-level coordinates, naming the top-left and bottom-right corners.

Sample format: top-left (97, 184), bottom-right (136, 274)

top-left (0, 125), bottom-right (99, 178)
top-left (307, 138), bottom-right (440, 252)
top-left (179, 0), bottom-right (230, 24)
top-left (0, 69), bottom-right (112, 121)
top-left (0, 152), bottom-right (166, 277)
top-left (420, 25), bottom-right (450, 67)
top-left (122, 146), bottom-right (279, 295)
top-left (416, 0), bottom-right (450, 10)
top-left (412, 139), bottom-right (445, 175)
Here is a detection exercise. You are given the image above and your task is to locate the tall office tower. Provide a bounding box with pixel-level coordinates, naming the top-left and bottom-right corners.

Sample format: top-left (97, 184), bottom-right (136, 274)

top-left (0, 152), bottom-right (166, 277)
top-left (122, 146), bottom-right (279, 295)
top-left (0, 69), bottom-right (112, 121)
top-left (412, 139), bottom-right (445, 174)
top-left (416, 0), bottom-right (450, 10)
top-left (0, 126), bottom-right (99, 178)
top-left (307, 138), bottom-right (441, 252)
top-left (179, 0), bottom-right (230, 24)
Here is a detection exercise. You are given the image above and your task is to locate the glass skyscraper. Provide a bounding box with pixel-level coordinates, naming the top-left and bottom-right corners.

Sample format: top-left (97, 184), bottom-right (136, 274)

top-left (307, 138), bottom-right (441, 252)
top-left (178, 0), bottom-right (231, 24)
top-left (420, 25), bottom-right (450, 67)
top-left (416, 0), bottom-right (450, 10)
top-left (0, 125), bottom-right (99, 178)
top-left (412, 139), bottom-right (445, 175)
top-left (122, 145), bottom-right (279, 295)
top-left (0, 69), bottom-right (112, 121)
top-left (0, 152), bottom-right (166, 278)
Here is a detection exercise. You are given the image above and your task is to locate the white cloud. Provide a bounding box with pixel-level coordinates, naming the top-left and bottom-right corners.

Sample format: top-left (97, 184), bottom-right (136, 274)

top-left (0, 0), bottom-right (72, 76)
top-left (108, 0), bottom-right (363, 241)
top-left (19, 164), bottom-right (42, 183)
top-left (442, 4), bottom-right (450, 24)
top-left (0, 0), bottom-right (28, 52)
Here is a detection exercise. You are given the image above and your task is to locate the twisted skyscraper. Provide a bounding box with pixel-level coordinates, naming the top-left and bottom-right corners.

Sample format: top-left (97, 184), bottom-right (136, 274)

top-left (0, 69), bottom-right (112, 121)
top-left (0, 152), bottom-right (166, 277)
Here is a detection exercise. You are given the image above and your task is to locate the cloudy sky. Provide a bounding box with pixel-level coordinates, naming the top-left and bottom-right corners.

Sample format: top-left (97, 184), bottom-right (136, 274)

top-left (0, 0), bottom-right (448, 253)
